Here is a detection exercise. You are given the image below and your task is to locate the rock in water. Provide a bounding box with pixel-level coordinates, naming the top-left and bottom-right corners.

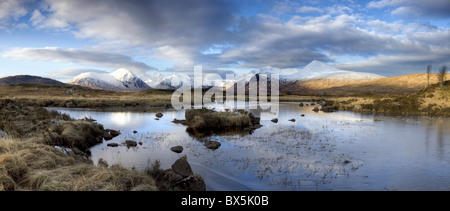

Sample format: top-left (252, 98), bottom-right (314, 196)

top-left (204, 141), bottom-right (221, 150)
top-left (125, 140), bottom-right (137, 148)
top-left (170, 146), bottom-right (184, 153)
top-left (171, 155), bottom-right (194, 177)
top-left (107, 143), bottom-right (119, 147)
top-left (107, 129), bottom-right (121, 137)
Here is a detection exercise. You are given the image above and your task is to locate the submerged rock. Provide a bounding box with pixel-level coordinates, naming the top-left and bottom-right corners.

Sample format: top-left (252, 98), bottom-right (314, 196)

top-left (204, 141), bottom-right (221, 150)
top-left (107, 143), bottom-right (119, 147)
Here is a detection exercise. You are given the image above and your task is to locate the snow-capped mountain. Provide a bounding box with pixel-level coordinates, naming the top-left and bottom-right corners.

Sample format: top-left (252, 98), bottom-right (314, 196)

top-left (281, 60), bottom-right (384, 82)
top-left (110, 68), bottom-right (150, 91)
top-left (226, 60), bottom-right (385, 94)
top-left (152, 73), bottom-right (192, 90)
top-left (69, 68), bottom-right (149, 91)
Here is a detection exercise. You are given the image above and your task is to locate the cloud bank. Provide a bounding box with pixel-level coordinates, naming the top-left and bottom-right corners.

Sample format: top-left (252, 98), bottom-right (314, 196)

top-left (0, 0), bottom-right (449, 77)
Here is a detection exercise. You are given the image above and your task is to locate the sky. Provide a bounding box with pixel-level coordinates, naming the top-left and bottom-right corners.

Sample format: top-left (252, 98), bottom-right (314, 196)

top-left (0, 0), bottom-right (449, 81)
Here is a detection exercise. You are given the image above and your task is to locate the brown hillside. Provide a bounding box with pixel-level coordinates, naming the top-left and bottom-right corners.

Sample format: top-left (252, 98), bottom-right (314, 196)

top-left (320, 73), bottom-right (441, 95)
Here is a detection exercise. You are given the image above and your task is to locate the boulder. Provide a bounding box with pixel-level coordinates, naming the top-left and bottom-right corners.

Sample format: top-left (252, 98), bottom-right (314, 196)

top-left (156, 112), bottom-right (164, 118)
top-left (288, 119), bottom-right (296, 122)
top-left (204, 141), bottom-right (221, 150)
top-left (162, 169), bottom-right (184, 186)
top-left (107, 129), bottom-right (121, 137)
top-left (103, 131), bottom-right (113, 141)
top-left (312, 107), bottom-right (320, 112)
top-left (271, 118), bottom-right (278, 123)
top-left (170, 146), bottom-right (184, 153)
top-left (299, 103), bottom-right (304, 107)
top-left (171, 155), bottom-right (194, 177)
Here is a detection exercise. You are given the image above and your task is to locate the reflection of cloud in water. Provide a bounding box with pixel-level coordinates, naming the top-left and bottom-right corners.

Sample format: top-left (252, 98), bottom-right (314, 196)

top-left (109, 112), bottom-right (139, 127)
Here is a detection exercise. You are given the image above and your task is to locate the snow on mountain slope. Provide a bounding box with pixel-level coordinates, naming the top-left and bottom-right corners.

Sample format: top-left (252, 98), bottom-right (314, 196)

top-left (281, 60), bottom-right (384, 82)
top-left (110, 68), bottom-right (150, 90)
top-left (70, 72), bottom-right (126, 91)
top-left (153, 73), bottom-right (192, 90)
top-left (142, 72), bottom-right (166, 87)
top-left (69, 68), bottom-right (149, 91)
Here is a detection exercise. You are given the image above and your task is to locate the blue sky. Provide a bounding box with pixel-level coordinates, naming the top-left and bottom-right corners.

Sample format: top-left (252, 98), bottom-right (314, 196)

top-left (0, 0), bottom-right (449, 81)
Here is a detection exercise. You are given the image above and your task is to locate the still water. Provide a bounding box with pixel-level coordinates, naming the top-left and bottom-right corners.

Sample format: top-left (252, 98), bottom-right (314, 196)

top-left (49, 102), bottom-right (450, 191)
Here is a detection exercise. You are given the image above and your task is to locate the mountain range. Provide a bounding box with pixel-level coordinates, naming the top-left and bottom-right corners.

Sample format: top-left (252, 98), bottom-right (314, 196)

top-left (0, 60), bottom-right (387, 93)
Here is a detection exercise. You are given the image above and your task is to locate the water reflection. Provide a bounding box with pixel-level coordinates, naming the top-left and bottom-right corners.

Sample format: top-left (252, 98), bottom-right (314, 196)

top-left (49, 103), bottom-right (450, 191)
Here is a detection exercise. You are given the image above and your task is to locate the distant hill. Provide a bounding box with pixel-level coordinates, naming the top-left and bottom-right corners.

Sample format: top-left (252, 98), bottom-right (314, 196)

top-left (0, 75), bottom-right (67, 86)
top-left (319, 73), bottom-right (441, 95)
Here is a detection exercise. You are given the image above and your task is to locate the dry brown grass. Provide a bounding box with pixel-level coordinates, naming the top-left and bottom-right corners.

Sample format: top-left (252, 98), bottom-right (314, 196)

top-left (0, 100), bottom-right (159, 191)
top-left (0, 84), bottom-right (173, 108)
top-left (0, 138), bottom-right (158, 191)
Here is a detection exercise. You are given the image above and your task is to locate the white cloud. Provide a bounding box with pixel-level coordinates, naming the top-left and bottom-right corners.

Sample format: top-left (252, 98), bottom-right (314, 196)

top-left (297, 6), bottom-right (322, 13)
top-left (2, 47), bottom-right (156, 74)
top-left (31, 0), bottom-right (236, 67)
top-left (367, 0), bottom-right (450, 18)
top-left (47, 67), bottom-right (109, 82)
top-left (0, 0), bottom-right (29, 20)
